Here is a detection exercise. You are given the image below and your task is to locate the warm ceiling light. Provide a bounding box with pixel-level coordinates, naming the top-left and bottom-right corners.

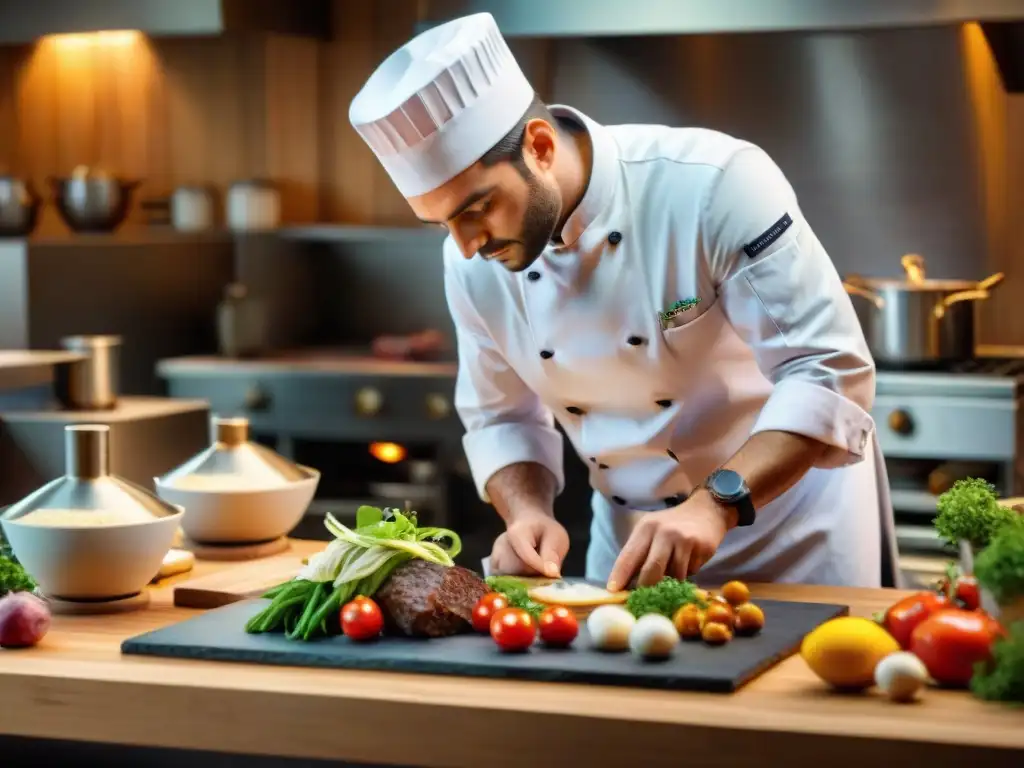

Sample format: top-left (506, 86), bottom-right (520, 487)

top-left (46, 30), bottom-right (142, 49)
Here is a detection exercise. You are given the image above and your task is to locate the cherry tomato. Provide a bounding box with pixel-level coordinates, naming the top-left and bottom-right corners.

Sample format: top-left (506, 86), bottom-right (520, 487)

top-left (341, 596), bottom-right (384, 641)
top-left (954, 576), bottom-right (980, 611)
top-left (882, 591), bottom-right (950, 649)
top-left (471, 593), bottom-right (509, 633)
top-left (538, 605), bottom-right (578, 647)
top-left (489, 607), bottom-right (536, 652)
top-left (909, 608), bottom-right (1004, 687)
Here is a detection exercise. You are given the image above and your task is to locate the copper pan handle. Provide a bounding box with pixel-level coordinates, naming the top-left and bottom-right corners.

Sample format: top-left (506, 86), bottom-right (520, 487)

top-left (842, 281), bottom-right (884, 309)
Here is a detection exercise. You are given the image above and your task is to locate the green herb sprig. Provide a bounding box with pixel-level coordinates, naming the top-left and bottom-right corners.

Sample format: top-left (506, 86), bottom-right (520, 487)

top-left (971, 621), bottom-right (1024, 705)
top-left (975, 524), bottom-right (1024, 605)
top-left (484, 575), bottom-right (544, 619)
top-left (0, 554), bottom-right (35, 597)
top-left (934, 478), bottom-right (1021, 549)
top-left (625, 576), bottom-right (705, 618)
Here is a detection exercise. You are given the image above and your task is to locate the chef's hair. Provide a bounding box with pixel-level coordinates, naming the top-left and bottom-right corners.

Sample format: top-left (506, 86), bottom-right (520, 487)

top-left (479, 94), bottom-right (578, 178)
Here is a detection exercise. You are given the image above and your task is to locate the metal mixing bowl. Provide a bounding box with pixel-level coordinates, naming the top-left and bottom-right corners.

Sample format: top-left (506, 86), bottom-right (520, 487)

top-left (0, 175), bottom-right (40, 237)
top-left (49, 170), bottom-right (140, 233)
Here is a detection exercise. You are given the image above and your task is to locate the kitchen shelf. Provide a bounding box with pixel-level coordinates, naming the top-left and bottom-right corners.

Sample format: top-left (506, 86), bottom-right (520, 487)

top-left (277, 224), bottom-right (445, 244)
top-left (7, 229), bottom-right (235, 247)
top-left (890, 488), bottom-right (940, 515)
top-left (895, 524), bottom-right (956, 555)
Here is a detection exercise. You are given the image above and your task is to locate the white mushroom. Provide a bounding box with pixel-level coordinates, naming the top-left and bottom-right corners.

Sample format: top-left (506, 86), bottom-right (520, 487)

top-left (586, 605), bottom-right (636, 652)
top-left (628, 613), bottom-right (680, 660)
top-left (874, 651), bottom-right (929, 703)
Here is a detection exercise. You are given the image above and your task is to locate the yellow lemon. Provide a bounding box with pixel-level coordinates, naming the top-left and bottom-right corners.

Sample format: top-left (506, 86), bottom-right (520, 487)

top-left (800, 616), bottom-right (900, 690)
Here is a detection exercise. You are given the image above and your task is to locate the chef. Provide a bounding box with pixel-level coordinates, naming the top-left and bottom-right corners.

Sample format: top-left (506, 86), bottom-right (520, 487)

top-left (349, 13), bottom-right (900, 590)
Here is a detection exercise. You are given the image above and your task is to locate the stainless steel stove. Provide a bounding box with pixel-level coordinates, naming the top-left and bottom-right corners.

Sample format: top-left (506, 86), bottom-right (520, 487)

top-left (874, 357), bottom-right (1024, 587)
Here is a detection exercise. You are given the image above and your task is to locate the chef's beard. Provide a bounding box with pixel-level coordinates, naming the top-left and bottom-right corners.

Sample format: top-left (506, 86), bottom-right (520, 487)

top-left (481, 170), bottom-right (561, 273)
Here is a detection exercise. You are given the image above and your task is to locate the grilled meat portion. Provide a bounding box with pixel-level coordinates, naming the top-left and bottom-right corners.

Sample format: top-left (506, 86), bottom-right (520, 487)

top-left (375, 560), bottom-right (488, 638)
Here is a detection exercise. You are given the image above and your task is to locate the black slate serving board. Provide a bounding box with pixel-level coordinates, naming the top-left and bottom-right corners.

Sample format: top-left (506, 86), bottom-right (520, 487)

top-left (122, 598), bottom-right (848, 693)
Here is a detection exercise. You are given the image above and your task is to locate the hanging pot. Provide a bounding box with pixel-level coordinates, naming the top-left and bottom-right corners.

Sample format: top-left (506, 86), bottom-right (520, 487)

top-left (843, 253), bottom-right (1004, 366)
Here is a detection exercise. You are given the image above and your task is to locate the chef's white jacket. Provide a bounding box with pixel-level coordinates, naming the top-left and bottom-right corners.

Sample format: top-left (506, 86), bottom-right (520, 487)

top-left (445, 106), bottom-right (899, 588)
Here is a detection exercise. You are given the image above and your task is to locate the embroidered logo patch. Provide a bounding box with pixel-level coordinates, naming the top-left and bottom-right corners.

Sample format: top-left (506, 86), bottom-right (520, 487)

top-left (743, 213), bottom-right (793, 259)
top-left (659, 297), bottom-right (701, 329)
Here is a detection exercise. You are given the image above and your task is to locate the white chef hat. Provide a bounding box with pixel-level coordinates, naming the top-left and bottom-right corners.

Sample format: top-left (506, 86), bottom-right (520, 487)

top-left (348, 12), bottom-right (535, 198)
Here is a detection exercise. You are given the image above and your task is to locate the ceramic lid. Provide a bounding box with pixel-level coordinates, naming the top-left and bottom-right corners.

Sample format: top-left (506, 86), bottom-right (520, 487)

top-left (1, 425), bottom-right (181, 524)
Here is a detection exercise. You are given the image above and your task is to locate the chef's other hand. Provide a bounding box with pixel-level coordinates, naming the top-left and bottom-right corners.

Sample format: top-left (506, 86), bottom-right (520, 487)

top-left (488, 513), bottom-right (569, 579)
top-left (606, 497), bottom-right (731, 592)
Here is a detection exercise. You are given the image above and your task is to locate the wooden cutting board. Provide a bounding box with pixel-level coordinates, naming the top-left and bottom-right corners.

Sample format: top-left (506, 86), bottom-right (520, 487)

top-left (173, 552), bottom-right (308, 609)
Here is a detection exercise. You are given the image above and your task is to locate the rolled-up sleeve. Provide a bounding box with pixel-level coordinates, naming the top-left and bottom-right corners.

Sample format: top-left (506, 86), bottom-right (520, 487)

top-left (700, 146), bottom-right (876, 468)
top-left (443, 242), bottom-right (564, 501)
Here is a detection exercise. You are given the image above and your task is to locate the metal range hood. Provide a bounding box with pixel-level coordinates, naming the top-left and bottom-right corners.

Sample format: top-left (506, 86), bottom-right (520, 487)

top-left (420, 0), bottom-right (1024, 37)
top-left (420, 0), bottom-right (1024, 92)
top-left (0, 0), bottom-right (331, 44)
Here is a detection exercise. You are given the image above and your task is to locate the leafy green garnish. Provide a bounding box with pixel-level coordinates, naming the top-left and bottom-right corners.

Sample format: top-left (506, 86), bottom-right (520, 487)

top-left (626, 577), bottom-right (705, 618)
top-left (934, 478), bottom-right (1021, 549)
top-left (0, 529), bottom-right (14, 562)
top-left (484, 575), bottom-right (544, 619)
top-left (971, 621), bottom-right (1024, 705)
top-left (0, 554), bottom-right (35, 597)
top-left (975, 524), bottom-right (1024, 605)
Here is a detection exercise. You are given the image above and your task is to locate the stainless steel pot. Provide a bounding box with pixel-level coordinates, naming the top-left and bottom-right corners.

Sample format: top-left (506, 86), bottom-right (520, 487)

top-left (0, 175), bottom-right (40, 237)
top-left (843, 254), bottom-right (1004, 366)
top-left (54, 335), bottom-right (122, 410)
top-left (49, 166), bottom-right (140, 233)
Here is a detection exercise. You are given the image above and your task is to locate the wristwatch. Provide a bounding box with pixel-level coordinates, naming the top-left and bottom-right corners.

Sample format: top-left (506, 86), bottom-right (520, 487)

top-left (703, 469), bottom-right (756, 527)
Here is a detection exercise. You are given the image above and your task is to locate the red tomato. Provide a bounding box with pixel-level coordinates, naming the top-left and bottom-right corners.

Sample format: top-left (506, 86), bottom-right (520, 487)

top-left (538, 605), bottom-right (578, 647)
top-left (954, 576), bottom-right (980, 611)
top-left (909, 608), bottom-right (1004, 687)
top-left (341, 596), bottom-right (384, 641)
top-left (478, 592), bottom-right (508, 611)
top-left (882, 591), bottom-right (950, 649)
top-left (489, 607), bottom-right (536, 652)
top-left (471, 593), bottom-right (509, 633)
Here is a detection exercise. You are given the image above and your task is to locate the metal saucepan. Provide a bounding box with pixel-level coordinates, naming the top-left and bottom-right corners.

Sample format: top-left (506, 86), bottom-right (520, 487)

top-left (0, 175), bottom-right (41, 237)
top-left (49, 166), bottom-right (141, 233)
top-left (843, 253), bottom-right (1004, 366)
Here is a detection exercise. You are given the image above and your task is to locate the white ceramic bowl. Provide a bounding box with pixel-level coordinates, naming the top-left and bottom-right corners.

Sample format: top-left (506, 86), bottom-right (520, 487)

top-left (0, 508), bottom-right (183, 600)
top-left (153, 469), bottom-right (319, 544)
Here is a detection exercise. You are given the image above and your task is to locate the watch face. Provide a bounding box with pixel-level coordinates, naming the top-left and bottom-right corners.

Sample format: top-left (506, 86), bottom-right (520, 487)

top-left (711, 469), bottom-right (746, 500)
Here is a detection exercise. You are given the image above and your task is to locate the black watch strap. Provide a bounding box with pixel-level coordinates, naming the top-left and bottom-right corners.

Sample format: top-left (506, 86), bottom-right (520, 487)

top-left (705, 468), bottom-right (756, 527)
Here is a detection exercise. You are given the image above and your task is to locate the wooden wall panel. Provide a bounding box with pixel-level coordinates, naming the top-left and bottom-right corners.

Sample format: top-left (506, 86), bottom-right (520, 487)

top-left (0, 31), bottom-right (320, 235)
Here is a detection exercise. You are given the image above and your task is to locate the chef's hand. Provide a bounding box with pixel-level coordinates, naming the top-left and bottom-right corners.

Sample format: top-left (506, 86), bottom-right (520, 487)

top-left (488, 512), bottom-right (569, 579)
top-left (606, 493), bottom-right (734, 591)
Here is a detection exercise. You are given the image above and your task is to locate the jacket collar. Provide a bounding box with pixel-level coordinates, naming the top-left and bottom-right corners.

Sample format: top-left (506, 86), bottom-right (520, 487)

top-left (548, 105), bottom-right (619, 252)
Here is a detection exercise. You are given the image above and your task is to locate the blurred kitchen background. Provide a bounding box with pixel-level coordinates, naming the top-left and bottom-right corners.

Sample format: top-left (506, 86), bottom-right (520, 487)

top-left (1, 0), bottom-right (1024, 587)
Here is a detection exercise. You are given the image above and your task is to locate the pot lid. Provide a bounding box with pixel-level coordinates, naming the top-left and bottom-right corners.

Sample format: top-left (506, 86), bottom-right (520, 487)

top-left (846, 253), bottom-right (987, 292)
top-left (845, 275), bottom-right (980, 291)
top-left (157, 416), bottom-right (312, 491)
top-left (1, 425), bottom-right (180, 525)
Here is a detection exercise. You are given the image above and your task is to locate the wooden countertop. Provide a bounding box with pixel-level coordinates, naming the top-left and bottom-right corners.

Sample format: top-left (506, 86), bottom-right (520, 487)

top-left (1, 540), bottom-right (1021, 767)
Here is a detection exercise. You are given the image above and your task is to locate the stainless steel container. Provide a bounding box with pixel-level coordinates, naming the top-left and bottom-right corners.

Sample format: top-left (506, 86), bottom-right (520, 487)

top-left (56, 335), bottom-right (122, 410)
top-left (0, 175), bottom-right (40, 237)
top-left (171, 185), bottom-right (215, 232)
top-left (226, 179), bottom-right (280, 231)
top-left (49, 166), bottom-right (140, 233)
top-left (843, 254), bottom-right (1004, 366)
